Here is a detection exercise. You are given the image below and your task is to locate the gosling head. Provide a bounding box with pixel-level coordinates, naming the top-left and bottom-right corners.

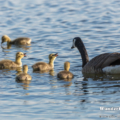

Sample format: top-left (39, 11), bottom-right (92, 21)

top-left (71, 37), bottom-right (82, 49)
top-left (16, 52), bottom-right (26, 59)
top-left (49, 53), bottom-right (58, 61)
top-left (64, 61), bottom-right (70, 71)
top-left (23, 65), bottom-right (28, 73)
top-left (1, 35), bottom-right (11, 44)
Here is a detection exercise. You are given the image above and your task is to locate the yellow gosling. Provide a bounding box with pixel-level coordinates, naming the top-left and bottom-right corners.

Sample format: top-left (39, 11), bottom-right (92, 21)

top-left (32, 53), bottom-right (58, 71)
top-left (57, 61), bottom-right (74, 79)
top-left (0, 52), bottom-right (26, 69)
top-left (1, 35), bottom-right (31, 46)
top-left (16, 65), bottom-right (32, 81)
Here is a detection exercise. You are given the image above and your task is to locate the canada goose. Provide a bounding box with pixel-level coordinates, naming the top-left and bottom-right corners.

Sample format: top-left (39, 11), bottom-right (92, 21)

top-left (71, 37), bottom-right (120, 74)
top-left (32, 53), bottom-right (58, 71)
top-left (0, 52), bottom-right (26, 69)
top-left (16, 65), bottom-right (32, 81)
top-left (57, 61), bottom-right (74, 79)
top-left (1, 35), bottom-right (31, 46)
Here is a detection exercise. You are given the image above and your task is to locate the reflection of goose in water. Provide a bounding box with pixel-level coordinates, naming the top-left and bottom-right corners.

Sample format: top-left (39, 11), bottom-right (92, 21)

top-left (1, 35), bottom-right (31, 46)
top-left (57, 61), bottom-right (74, 80)
top-left (16, 65), bottom-right (32, 81)
top-left (71, 37), bottom-right (120, 74)
top-left (1, 43), bottom-right (31, 51)
top-left (82, 72), bottom-right (120, 81)
top-left (16, 77), bottom-right (31, 91)
top-left (16, 67), bottom-right (22, 75)
top-left (62, 82), bottom-right (72, 87)
top-left (33, 69), bottom-right (55, 76)
top-left (32, 53), bottom-right (58, 71)
top-left (0, 52), bottom-right (26, 69)
top-left (0, 66), bottom-right (22, 74)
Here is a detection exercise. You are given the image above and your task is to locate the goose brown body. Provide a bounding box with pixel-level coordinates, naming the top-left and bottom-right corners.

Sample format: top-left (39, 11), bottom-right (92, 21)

top-left (71, 37), bottom-right (120, 74)
top-left (1, 35), bottom-right (31, 45)
top-left (82, 53), bottom-right (120, 73)
top-left (57, 62), bottom-right (74, 79)
top-left (0, 52), bottom-right (26, 69)
top-left (32, 53), bottom-right (58, 71)
top-left (16, 65), bottom-right (32, 81)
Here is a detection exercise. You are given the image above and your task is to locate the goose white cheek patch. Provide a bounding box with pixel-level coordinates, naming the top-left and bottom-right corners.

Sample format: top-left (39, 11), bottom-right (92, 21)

top-left (72, 39), bottom-right (76, 48)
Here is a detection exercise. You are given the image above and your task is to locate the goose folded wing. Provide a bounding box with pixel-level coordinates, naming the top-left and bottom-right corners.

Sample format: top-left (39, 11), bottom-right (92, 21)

top-left (87, 53), bottom-right (120, 69)
top-left (101, 53), bottom-right (120, 68)
top-left (83, 53), bottom-right (120, 73)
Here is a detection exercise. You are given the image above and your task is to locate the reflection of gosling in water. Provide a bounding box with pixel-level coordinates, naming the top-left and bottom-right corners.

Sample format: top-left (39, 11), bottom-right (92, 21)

top-left (57, 61), bottom-right (74, 79)
top-left (1, 35), bottom-right (31, 46)
top-left (32, 53), bottom-right (58, 71)
top-left (16, 65), bottom-right (32, 81)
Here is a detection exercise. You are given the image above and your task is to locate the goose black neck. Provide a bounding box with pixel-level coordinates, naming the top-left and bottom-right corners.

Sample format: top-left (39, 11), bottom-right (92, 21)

top-left (76, 39), bottom-right (89, 67)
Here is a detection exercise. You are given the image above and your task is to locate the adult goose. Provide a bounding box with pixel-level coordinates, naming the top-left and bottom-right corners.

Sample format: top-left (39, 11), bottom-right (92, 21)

top-left (71, 37), bottom-right (120, 74)
top-left (32, 53), bottom-right (58, 71)
top-left (1, 35), bottom-right (31, 46)
top-left (0, 52), bottom-right (26, 69)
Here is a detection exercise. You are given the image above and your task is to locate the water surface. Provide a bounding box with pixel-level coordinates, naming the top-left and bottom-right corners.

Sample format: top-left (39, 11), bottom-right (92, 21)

top-left (0, 0), bottom-right (120, 119)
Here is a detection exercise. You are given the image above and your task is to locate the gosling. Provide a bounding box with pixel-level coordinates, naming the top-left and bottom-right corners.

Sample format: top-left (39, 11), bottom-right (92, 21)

top-left (32, 53), bottom-right (58, 71)
top-left (57, 61), bottom-right (74, 79)
top-left (1, 35), bottom-right (31, 46)
top-left (0, 52), bottom-right (26, 69)
top-left (16, 65), bottom-right (32, 81)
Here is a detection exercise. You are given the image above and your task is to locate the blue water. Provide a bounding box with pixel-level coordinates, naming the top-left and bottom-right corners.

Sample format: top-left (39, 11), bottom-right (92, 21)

top-left (1, 0), bottom-right (120, 119)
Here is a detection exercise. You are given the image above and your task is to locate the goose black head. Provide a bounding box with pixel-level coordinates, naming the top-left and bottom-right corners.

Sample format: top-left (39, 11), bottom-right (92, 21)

top-left (71, 37), bottom-right (82, 49)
